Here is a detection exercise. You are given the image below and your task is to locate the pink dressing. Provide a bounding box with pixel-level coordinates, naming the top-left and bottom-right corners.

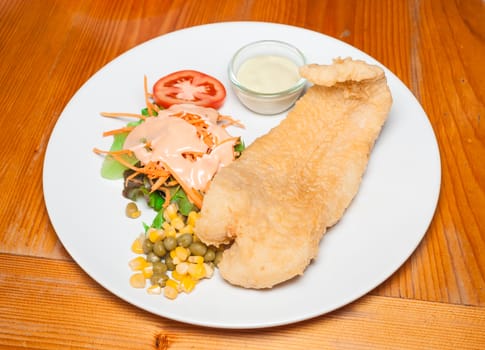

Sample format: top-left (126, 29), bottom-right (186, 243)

top-left (123, 104), bottom-right (237, 191)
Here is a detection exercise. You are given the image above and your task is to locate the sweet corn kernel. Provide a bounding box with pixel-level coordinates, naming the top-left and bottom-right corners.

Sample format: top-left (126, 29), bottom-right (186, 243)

top-left (164, 227), bottom-right (177, 238)
top-left (171, 270), bottom-right (185, 281)
top-left (147, 284), bottom-right (162, 295)
top-left (180, 276), bottom-right (197, 293)
top-left (129, 273), bottom-right (146, 288)
top-left (166, 278), bottom-right (179, 289)
top-left (186, 211), bottom-right (199, 227)
top-left (174, 246), bottom-right (189, 261)
top-left (131, 235), bottom-right (144, 254)
top-left (188, 263), bottom-right (206, 280)
top-left (171, 216), bottom-right (185, 230)
top-left (163, 203), bottom-right (179, 222)
top-left (203, 263), bottom-right (214, 279)
top-left (175, 262), bottom-right (189, 275)
top-left (178, 224), bottom-right (194, 234)
top-left (129, 256), bottom-right (149, 271)
top-left (142, 264), bottom-right (153, 278)
top-left (148, 228), bottom-right (164, 243)
top-left (164, 285), bottom-right (178, 300)
top-left (188, 255), bottom-right (204, 264)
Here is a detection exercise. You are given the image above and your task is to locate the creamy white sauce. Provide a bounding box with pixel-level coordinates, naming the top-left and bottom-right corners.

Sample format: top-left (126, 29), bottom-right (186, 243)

top-left (236, 55), bottom-right (300, 94)
top-left (123, 104), bottom-right (237, 191)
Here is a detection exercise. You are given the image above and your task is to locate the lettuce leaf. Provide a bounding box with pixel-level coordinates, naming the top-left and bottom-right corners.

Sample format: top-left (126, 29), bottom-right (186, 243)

top-left (100, 120), bottom-right (141, 179)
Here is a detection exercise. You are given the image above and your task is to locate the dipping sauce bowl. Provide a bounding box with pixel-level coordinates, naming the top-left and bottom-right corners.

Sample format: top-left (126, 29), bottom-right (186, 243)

top-left (228, 40), bottom-right (307, 115)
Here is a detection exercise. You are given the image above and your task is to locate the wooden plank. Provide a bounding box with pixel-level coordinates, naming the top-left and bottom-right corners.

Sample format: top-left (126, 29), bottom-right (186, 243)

top-left (372, 0), bottom-right (485, 305)
top-left (0, 254), bottom-right (483, 349)
top-left (0, 0), bottom-right (86, 261)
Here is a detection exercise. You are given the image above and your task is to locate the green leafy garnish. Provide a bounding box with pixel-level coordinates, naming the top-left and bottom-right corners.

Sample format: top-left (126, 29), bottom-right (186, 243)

top-left (100, 120), bottom-right (143, 180)
top-left (141, 107), bottom-right (158, 117)
top-left (234, 139), bottom-right (245, 154)
top-left (151, 209), bottom-right (165, 229)
top-left (171, 187), bottom-right (197, 216)
top-left (148, 191), bottom-right (165, 211)
top-left (100, 132), bottom-right (137, 179)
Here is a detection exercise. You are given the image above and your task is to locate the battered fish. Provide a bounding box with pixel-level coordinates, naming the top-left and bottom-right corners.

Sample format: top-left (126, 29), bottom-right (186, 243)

top-left (195, 58), bottom-right (393, 289)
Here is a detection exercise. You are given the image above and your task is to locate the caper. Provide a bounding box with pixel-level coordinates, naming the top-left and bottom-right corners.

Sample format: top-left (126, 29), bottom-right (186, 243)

top-left (165, 255), bottom-right (175, 271)
top-left (189, 242), bottom-right (208, 256)
top-left (163, 236), bottom-right (177, 251)
top-left (152, 261), bottom-right (168, 275)
top-left (153, 240), bottom-right (167, 257)
top-left (142, 239), bottom-right (153, 254)
top-left (177, 233), bottom-right (193, 248)
top-left (146, 252), bottom-right (160, 263)
top-left (203, 248), bottom-right (216, 262)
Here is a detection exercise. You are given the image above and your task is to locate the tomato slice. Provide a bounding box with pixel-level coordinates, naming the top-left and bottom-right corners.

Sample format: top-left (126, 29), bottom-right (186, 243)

top-left (152, 70), bottom-right (226, 109)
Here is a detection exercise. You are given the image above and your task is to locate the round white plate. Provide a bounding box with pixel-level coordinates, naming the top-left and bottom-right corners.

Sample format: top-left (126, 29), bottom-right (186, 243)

top-left (43, 22), bottom-right (441, 329)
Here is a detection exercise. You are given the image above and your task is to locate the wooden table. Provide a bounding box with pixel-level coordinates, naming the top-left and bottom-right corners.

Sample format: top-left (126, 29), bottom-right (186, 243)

top-left (1, 1), bottom-right (484, 348)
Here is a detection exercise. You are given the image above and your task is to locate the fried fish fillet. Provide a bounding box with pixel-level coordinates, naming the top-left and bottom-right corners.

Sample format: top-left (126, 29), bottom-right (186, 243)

top-left (195, 58), bottom-right (393, 289)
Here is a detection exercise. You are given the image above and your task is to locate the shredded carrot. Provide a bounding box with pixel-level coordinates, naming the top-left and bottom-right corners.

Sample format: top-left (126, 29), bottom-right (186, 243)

top-left (215, 136), bottom-right (240, 147)
top-left (218, 114), bottom-right (245, 128)
top-left (144, 75), bottom-right (158, 117)
top-left (144, 161), bottom-right (171, 179)
top-left (182, 151), bottom-right (206, 160)
top-left (202, 132), bottom-right (214, 148)
top-left (180, 112), bottom-right (201, 121)
top-left (166, 179), bottom-right (178, 186)
top-left (173, 112), bottom-right (215, 148)
top-left (149, 173), bottom-right (171, 193)
top-left (102, 126), bottom-right (135, 137)
top-left (152, 103), bottom-right (161, 113)
top-left (159, 187), bottom-right (171, 208)
top-left (161, 161), bottom-right (203, 209)
top-left (93, 148), bottom-right (133, 156)
top-left (124, 169), bottom-right (142, 188)
top-left (186, 118), bottom-right (207, 126)
top-left (100, 112), bottom-right (146, 120)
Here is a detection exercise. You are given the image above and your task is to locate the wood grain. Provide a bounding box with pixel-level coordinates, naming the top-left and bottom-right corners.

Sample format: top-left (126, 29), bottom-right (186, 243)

top-left (372, 0), bottom-right (485, 305)
top-left (0, 253), bottom-right (484, 350)
top-left (0, 0), bottom-right (484, 348)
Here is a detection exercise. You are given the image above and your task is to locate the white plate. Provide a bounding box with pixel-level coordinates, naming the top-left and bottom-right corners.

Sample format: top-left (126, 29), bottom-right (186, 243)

top-left (43, 22), bottom-right (441, 329)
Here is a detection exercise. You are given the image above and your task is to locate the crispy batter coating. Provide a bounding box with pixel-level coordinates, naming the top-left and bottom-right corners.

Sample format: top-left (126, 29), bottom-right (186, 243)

top-left (195, 58), bottom-right (393, 288)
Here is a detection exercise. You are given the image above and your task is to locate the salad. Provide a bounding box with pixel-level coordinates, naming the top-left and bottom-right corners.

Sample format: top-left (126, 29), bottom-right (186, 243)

top-left (93, 71), bottom-right (244, 299)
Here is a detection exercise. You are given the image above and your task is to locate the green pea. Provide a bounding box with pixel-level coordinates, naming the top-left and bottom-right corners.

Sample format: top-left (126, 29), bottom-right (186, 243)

top-left (203, 248), bottom-right (216, 262)
top-left (153, 240), bottom-right (167, 257)
top-left (150, 272), bottom-right (168, 287)
top-left (152, 261), bottom-right (168, 275)
top-left (165, 255), bottom-right (175, 271)
top-left (146, 252), bottom-right (160, 263)
top-left (189, 242), bottom-right (208, 256)
top-left (177, 233), bottom-right (193, 248)
top-left (213, 250), bottom-right (224, 266)
top-left (142, 239), bottom-right (153, 254)
top-left (163, 236), bottom-right (177, 251)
